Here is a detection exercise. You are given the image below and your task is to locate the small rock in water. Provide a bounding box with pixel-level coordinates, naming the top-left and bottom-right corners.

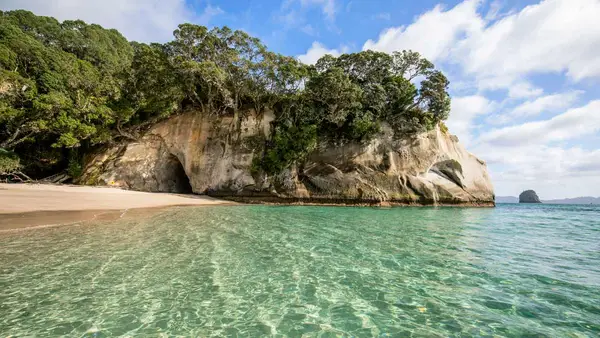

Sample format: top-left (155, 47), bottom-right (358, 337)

top-left (519, 190), bottom-right (541, 203)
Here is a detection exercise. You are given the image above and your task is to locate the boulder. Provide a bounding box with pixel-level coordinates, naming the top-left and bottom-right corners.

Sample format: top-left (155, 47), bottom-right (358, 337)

top-left (519, 190), bottom-right (541, 203)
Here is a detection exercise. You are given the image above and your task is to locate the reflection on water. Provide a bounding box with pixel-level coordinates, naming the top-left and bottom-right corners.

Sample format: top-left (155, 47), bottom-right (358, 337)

top-left (1, 204), bottom-right (599, 336)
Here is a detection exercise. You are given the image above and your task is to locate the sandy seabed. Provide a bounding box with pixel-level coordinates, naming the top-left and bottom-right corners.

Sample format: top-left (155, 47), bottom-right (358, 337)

top-left (0, 183), bottom-right (233, 231)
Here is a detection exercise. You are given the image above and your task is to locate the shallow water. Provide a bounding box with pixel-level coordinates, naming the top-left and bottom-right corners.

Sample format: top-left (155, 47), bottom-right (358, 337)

top-left (1, 204), bottom-right (599, 337)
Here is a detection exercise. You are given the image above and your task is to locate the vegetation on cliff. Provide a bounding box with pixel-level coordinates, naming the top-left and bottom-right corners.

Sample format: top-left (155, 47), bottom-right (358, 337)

top-left (0, 10), bottom-right (451, 178)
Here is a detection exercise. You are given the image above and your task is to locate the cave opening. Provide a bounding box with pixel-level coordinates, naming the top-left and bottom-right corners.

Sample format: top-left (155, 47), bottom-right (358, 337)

top-left (166, 154), bottom-right (193, 194)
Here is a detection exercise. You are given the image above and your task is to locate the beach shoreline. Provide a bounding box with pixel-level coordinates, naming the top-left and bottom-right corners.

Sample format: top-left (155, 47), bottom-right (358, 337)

top-left (0, 183), bottom-right (235, 231)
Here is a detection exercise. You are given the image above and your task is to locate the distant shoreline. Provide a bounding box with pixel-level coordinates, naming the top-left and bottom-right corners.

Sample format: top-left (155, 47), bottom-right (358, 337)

top-left (496, 202), bottom-right (600, 205)
top-left (496, 197), bottom-right (600, 205)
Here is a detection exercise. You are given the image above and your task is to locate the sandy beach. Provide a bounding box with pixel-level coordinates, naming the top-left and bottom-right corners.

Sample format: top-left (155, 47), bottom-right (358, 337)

top-left (0, 183), bottom-right (234, 231)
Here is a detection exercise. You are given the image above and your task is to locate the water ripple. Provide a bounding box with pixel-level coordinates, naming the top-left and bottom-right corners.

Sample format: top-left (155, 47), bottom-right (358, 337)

top-left (1, 204), bottom-right (599, 336)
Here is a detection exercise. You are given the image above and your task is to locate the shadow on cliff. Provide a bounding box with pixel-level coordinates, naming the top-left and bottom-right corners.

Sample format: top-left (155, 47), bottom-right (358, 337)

top-left (168, 154), bottom-right (194, 194)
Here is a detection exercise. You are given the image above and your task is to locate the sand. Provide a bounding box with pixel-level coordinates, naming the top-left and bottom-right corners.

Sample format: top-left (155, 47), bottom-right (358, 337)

top-left (0, 183), bottom-right (232, 213)
top-left (0, 183), bottom-right (234, 231)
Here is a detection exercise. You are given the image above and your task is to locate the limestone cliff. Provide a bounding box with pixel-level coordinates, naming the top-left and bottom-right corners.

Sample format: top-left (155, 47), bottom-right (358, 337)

top-left (80, 111), bottom-right (495, 206)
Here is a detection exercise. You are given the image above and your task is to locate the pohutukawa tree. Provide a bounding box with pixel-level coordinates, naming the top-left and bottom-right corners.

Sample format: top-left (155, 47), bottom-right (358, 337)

top-left (0, 10), bottom-right (451, 178)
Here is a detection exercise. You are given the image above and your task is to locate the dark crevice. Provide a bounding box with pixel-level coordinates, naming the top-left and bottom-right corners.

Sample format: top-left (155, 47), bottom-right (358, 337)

top-left (167, 154), bottom-right (193, 194)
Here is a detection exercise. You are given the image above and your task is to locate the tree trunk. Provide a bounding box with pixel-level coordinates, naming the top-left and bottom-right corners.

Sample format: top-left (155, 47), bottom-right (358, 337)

top-left (116, 121), bottom-right (138, 141)
top-left (1, 129), bottom-right (36, 150)
top-left (0, 128), bottom-right (21, 149)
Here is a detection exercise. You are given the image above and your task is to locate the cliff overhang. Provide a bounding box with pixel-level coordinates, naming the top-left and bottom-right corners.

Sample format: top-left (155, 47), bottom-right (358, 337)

top-left (80, 110), bottom-right (495, 207)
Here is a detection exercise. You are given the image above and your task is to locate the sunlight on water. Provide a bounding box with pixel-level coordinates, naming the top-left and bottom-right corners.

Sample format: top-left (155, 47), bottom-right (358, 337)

top-left (1, 204), bottom-right (599, 336)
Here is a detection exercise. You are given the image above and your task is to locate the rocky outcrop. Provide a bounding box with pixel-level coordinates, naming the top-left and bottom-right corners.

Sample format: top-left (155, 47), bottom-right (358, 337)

top-left (80, 110), bottom-right (495, 206)
top-left (519, 190), bottom-right (541, 203)
top-left (80, 135), bottom-right (192, 193)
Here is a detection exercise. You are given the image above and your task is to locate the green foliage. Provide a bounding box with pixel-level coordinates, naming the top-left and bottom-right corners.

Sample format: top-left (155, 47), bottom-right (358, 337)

top-left (115, 42), bottom-right (183, 127)
top-left (0, 10), bottom-right (452, 178)
top-left (348, 112), bottom-right (380, 141)
top-left (67, 149), bottom-right (83, 178)
top-left (439, 121), bottom-right (449, 134)
top-left (392, 50), bottom-right (434, 81)
top-left (254, 124), bottom-right (317, 176)
top-left (0, 147), bottom-right (19, 173)
top-left (419, 70), bottom-right (451, 122)
top-left (306, 67), bottom-right (363, 125)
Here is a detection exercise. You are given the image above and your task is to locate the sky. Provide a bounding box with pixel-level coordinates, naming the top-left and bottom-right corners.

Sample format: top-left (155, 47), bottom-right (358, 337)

top-left (2, 0), bottom-right (600, 199)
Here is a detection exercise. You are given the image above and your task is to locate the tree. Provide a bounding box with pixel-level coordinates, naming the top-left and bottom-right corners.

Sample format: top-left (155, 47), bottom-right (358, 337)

top-left (213, 27), bottom-right (266, 119)
top-left (113, 42), bottom-right (183, 139)
top-left (0, 10), bottom-right (453, 178)
top-left (0, 69), bottom-right (37, 149)
top-left (419, 70), bottom-right (451, 122)
top-left (305, 67), bottom-right (363, 126)
top-left (248, 53), bottom-right (310, 116)
top-left (314, 54), bottom-right (337, 73)
top-left (335, 51), bottom-right (392, 86)
top-left (392, 50), bottom-right (433, 80)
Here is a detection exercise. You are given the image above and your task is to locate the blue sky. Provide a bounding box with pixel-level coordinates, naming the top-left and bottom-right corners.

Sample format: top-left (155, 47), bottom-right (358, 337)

top-left (3, 0), bottom-right (600, 199)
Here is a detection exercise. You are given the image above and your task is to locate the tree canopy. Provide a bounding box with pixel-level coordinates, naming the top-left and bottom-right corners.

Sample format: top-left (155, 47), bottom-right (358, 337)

top-left (0, 10), bottom-right (451, 178)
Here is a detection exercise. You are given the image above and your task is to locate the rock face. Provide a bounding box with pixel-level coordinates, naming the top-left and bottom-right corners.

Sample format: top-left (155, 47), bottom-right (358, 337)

top-left (519, 190), bottom-right (541, 203)
top-left (80, 110), bottom-right (495, 206)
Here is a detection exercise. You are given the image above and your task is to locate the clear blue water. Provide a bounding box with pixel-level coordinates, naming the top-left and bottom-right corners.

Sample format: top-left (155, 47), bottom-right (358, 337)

top-left (1, 204), bottom-right (599, 337)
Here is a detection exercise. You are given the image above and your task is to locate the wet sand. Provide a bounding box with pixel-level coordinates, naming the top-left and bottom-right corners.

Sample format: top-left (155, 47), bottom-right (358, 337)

top-left (0, 183), bottom-right (234, 231)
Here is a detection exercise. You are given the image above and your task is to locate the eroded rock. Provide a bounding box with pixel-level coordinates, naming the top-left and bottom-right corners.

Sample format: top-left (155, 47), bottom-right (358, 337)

top-left (80, 110), bottom-right (495, 206)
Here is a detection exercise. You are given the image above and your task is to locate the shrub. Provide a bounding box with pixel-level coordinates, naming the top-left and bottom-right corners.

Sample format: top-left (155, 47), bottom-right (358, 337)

top-left (439, 121), bottom-right (449, 134)
top-left (67, 150), bottom-right (83, 178)
top-left (255, 124), bottom-right (317, 175)
top-left (0, 148), bottom-right (20, 174)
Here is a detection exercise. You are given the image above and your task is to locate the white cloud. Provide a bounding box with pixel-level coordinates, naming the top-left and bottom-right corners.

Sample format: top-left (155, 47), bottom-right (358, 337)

top-left (198, 5), bottom-right (224, 25)
top-left (362, 0), bottom-right (482, 61)
top-left (507, 82), bottom-right (544, 99)
top-left (470, 99), bottom-right (600, 198)
top-left (364, 0), bottom-right (600, 93)
top-left (277, 9), bottom-right (304, 28)
top-left (0, 0), bottom-right (223, 42)
top-left (478, 100), bottom-right (600, 147)
top-left (278, 0), bottom-right (337, 34)
top-left (569, 150), bottom-right (600, 174)
top-left (446, 95), bottom-right (494, 146)
top-left (509, 91), bottom-right (583, 118)
top-left (301, 24), bottom-right (317, 36)
top-left (471, 74), bottom-right (544, 98)
top-left (484, 0), bottom-right (503, 21)
top-left (300, 0), bottom-right (336, 20)
top-left (479, 144), bottom-right (600, 198)
top-left (297, 41), bottom-right (347, 65)
top-left (455, 0), bottom-right (600, 87)
top-left (475, 97), bottom-right (600, 197)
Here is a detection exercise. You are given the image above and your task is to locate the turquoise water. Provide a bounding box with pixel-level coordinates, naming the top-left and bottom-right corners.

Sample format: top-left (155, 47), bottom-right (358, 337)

top-left (1, 204), bottom-right (599, 337)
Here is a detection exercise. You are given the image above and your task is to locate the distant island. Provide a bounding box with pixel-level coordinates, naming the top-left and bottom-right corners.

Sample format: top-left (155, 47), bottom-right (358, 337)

top-left (542, 197), bottom-right (600, 205)
top-left (496, 195), bottom-right (600, 204)
top-left (496, 196), bottom-right (519, 204)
